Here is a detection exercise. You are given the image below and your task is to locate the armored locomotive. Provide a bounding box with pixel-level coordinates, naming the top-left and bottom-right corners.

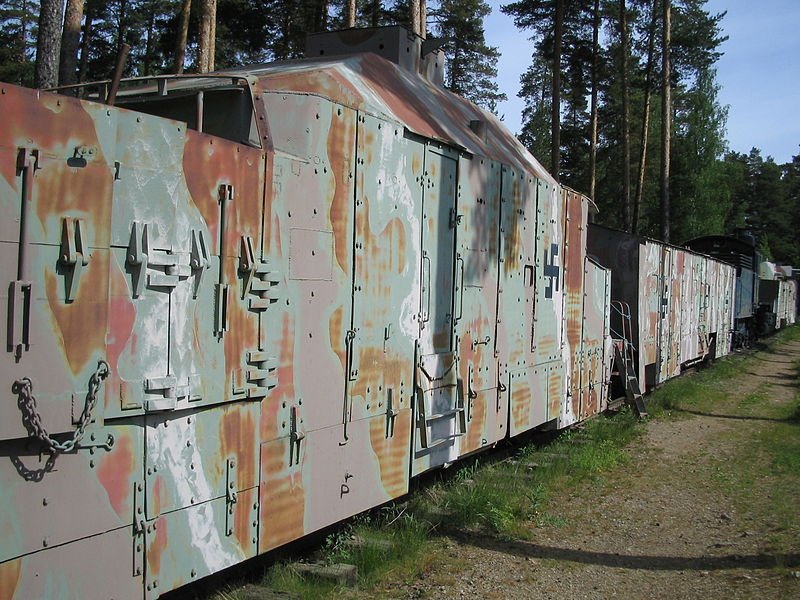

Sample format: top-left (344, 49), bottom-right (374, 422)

top-left (0, 27), bottom-right (618, 599)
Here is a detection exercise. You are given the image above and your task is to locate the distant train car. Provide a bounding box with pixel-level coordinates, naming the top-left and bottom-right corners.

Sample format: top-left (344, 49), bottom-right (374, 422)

top-left (759, 262), bottom-right (798, 332)
top-left (684, 233), bottom-right (760, 347)
top-left (0, 26), bottom-right (613, 600)
top-left (587, 224), bottom-right (735, 393)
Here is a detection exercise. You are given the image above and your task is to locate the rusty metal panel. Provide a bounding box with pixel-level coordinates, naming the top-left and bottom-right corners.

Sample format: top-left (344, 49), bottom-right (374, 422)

top-left (562, 189), bottom-right (587, 427)
top-left (412, 141), bottom-right (460, 475)
top-left (539, 181), bottom-right (566, 425)
top-left (638, 241), bottom-right (661, 391)
top-left (144, 402), bottom-right (259, 519)
top-left (496, 167), bottom-right (540, 436)
top-left (581, 257), bottom-right (611, 419)
top-left (0, 423), bottom-right (143, 598)
top-left (348, 112), bottom-right (415, 486)
top-left (1, 526), bottom-right (144, 600)
top-left (0, 86), bottom-right (113, 443)
top-left (453, 155), bottom-right (504, 455)
top-left (145, 486), bottom-right (259, 598)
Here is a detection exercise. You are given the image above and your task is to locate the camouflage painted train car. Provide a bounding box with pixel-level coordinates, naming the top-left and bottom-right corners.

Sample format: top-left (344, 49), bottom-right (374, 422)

top-left (0, 27), bottom-right (614, 599)
top-left (587, 224), bottom-right (735, 393)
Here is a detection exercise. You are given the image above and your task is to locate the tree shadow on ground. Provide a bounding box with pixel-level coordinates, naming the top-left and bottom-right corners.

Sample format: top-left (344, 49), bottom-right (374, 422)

top-left (455, 532), bottom-right (800, 572)
top-left (669, 407), bottom-right (799, 424)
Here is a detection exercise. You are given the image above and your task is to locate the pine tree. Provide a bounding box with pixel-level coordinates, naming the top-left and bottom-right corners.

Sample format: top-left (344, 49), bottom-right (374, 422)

top-left (433, 0), bottom-right (505, 110)
top-left (0, 0), bottom-right (38, 85)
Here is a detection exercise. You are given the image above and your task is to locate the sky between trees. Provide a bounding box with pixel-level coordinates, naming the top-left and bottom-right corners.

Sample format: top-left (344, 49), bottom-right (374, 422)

top-left (0, 0), bottom-right (797, 264)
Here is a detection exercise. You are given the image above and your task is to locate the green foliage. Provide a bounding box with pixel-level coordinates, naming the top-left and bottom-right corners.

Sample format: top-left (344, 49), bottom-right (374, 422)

top-left (0, 0), bottom-right (38, 85)
top-left (433, 0), bottom-right (506, 110)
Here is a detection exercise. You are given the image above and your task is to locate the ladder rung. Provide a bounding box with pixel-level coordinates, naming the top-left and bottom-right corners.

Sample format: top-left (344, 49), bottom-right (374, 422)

top-left (424, 433), bottom-right (464, 450)
top-left (425, 408), bottom-right (463, 422)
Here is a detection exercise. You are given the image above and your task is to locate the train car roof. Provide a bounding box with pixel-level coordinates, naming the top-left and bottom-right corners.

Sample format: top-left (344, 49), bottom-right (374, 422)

top-left (588, 222), bottom-right (728, 264)
top-left (234, 53), bottom-right (555, 184)
top-left (63, 27), bottom-right (557, 188)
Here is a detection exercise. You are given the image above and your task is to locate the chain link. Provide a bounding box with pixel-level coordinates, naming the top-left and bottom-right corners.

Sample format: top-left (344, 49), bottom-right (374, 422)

top-left (13, 360), bottom-right (110, 454)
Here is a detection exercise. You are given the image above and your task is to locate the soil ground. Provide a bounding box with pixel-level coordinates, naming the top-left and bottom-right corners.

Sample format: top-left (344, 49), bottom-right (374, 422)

top-left (371, 339), bottom-right (800, 599)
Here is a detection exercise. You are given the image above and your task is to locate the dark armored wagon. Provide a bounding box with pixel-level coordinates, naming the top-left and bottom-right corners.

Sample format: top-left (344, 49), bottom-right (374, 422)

top-left (588, 224), bottom-right (735, 393)
top-left (1, 27), bottom-right (613, 599)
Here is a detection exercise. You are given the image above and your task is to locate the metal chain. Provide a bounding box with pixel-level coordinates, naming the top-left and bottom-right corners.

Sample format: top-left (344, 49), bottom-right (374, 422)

top-left (13, 360), bottom-right (110, 454)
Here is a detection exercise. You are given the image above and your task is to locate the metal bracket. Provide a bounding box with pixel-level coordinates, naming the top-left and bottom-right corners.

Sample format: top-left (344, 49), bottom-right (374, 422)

top-left (239, 235), bottom-right (257, 298)
top-left (144, 375), bottom-right (181, 411)
top-left (128, 222), bottom-right (195, 298)
top-left (132, 481), bottom-right (146, 577)
top-left (127, 222), bottom-right (149, 298)
top-left (289, 405), bottom-right (305, 467)
top-left (240, 235), bottom-right (280, 310)
top-left (189, 229), bottom-right (210, 299)
top-left (215, 283), bottom-right (229, 337)
top-left (8, 279), bottom-right (31, 359)
top-left (225, 457), bottom-right (237, 536)
top-left (244, 350), bottom-right (278, 399)
top-left (385, 387), bottom-right (398, 438)
top-left (59, 217), bottom-right (89, 302)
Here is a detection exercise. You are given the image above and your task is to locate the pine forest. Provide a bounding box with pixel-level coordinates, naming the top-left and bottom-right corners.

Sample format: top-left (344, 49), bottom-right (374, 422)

top-left (0, 0), bottom-right (797, 264)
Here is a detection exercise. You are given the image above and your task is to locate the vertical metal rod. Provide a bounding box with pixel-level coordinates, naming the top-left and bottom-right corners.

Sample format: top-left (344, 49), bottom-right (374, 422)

top-left (196, 91), bottom-right (204, 132)
top-left (17, 153), bottom-right (34, 281)
top-left (106, 43), bottom-right (131, 106)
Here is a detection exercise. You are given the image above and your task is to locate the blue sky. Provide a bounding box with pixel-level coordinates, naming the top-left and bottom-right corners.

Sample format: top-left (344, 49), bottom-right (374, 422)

top-left (483, 0), bottom-right (800, 164)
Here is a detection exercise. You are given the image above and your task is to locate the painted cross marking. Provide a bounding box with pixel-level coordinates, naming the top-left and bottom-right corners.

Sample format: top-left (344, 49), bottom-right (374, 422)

top-left (544, 243), bottom-right (560, 299)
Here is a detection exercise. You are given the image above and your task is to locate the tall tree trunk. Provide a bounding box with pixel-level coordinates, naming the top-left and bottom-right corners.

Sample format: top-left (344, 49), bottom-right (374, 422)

top-left (174, 0), bottom-right (191, 73)
top-left (551, 0), bottom-right (563, 181)
top-left (660, 0), bottom-right (672, 242)
top-left (198, 0), bottom-right (217, 73)
top-left (409, 0), bottom-right (420, 35)
top-left (347, 0), bottom-right (356, 28)
top-left (143, 8), bottom-right (155, 76)
top-left (59, 0), bottom-right (84, 88)
top-left (633, 0), bottom-right (658, 234)
top-left (35, 0), bottom-right (66, 88)
top-left (209, 0), bottom-right (216, 70)
top-left (370, 0), bottom-right (380, 27)
top-left (620, 0), bottom-right (631, 231)
top-left (78, 4), bottom-right (94, 83)
top-left (589, 0), bottom-right (600, 202)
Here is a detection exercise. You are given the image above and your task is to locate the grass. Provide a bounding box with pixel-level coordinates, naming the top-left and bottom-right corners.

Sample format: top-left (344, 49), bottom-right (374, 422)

top-left (216, 325), bottom-right (800, 599)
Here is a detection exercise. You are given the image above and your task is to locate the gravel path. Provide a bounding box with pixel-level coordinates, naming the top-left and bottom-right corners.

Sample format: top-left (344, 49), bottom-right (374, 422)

top-left (391, 341), bottom-right (800, 600)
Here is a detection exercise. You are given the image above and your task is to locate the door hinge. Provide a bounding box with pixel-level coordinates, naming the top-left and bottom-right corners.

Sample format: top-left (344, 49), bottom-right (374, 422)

top-left (244, 350), bottom-right (278, 399)
top-left (289, 405), bottom-right (305, 467)
top-left (59, 217), bottom-right (88, 302)
top-left (239, 235), bottom-right (280, 310)
top-left (225, 457), bottom-right (237, 536)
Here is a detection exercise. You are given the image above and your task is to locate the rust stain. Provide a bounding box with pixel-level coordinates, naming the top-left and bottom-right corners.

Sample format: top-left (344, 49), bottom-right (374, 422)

top-left (219, 405), bottom-right (257, 491)
top-left (97, 432), bottom-right (134, 517)
top-left (233, 489), bottom-right (253, 553)
top-left (512, 376), bottom-right (531, 432)
top-left (327, 107), bottom-right (354, 275)
top-left (105, 260), bottom-right (136, 409)
top-left (328, 306), bottom-right (346, 369)
top-left (0, 558), bottom-right (21, 600)
top-left (0, 88), bottom-right (113, 247)
top-left (45, 250), bottom-right (109, 376)
top-left (146, 515), bottom-right (168, 580)
top-left (262, 312), bottom-right (296, 439)
top-left (259, 440), bottom-right (305, 552)
top-left (152, 474), bottom-right (166, 518)
top-left (368, 410), bottom-right (411, 497)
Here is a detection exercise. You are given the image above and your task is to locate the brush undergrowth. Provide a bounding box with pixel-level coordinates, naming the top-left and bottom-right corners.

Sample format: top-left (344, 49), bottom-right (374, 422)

top-left (221, 325), bottom-right (799, 599)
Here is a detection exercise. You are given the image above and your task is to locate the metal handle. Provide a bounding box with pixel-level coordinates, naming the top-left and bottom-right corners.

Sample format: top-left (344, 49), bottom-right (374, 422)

top-left (455, 253), bottom-right (464, 324)
top-left (421, 251), bottom-right (431, 325)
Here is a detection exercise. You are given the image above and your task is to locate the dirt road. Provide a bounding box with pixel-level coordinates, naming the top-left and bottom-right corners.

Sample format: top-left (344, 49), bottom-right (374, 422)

top-left (389, 340), bottom-right (800, 600)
